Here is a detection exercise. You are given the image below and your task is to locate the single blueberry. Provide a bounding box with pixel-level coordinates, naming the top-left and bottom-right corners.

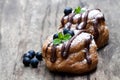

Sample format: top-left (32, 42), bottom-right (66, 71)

top-left (23, 57), bottom-right (31, 66)
top-left (53, 33), bottom-right (58, 39)
top-left (28, 50), bottom-right (35, 58)
top-left (64, 7), bottom-right (72, 16)
top-left (30, 58), bottom-right (39, 68)
top-left (68, 30), bottom-right (74, 36)
top-left (63, 28), bottom-right (70, 34)
top-left (23, 53), bottom-right (32, 59)
top-left (36, 52), bottom-right (43, 61)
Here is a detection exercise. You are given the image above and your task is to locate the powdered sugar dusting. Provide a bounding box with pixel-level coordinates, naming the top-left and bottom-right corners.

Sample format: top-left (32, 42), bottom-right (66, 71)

top-left (73, 14), bottom-right (80, 19)
top-left (88, 10), bottom-right (103, 19)
top-left (71, 32), bottom-right (91, 46)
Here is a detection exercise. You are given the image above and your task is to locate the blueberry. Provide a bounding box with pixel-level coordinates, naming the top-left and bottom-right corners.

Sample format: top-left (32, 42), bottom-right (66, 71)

top-left (68, 30), bottom-right (74, 36)
top-left (64, 7), bottom-right (72, 16)
top-left (36, 52), bottom-right (43, 61)
top-left (28, 50), bottom-right (35, 58)
top-left (30, 58), bottom-right (39, 68)
top-left (53, 33), bottom-right (58, 39)
top-left (63, 28), bottom-right (70, 34)
top-left (23, 53), bottom-right (32, 59)
top-left (23, 57), bottom-right (31, 66)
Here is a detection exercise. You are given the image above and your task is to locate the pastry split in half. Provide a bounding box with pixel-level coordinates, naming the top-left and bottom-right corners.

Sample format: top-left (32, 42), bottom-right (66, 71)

top-left (42, 7), bottom-right (109, 74)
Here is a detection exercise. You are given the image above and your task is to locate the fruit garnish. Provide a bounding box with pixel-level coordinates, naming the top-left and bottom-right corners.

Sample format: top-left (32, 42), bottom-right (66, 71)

top-left (74, 6), bottom-right (85, 14)
top-left (53, 31), bottom-right (73, 45)
top-left (68, 30), bottom-right (74, 37)
top-left (64, 7), bottom-right (72, 16)
top-left (63, 28), bottom-right (69, 34)
top-left (53, 33), bottom-right (58, 39)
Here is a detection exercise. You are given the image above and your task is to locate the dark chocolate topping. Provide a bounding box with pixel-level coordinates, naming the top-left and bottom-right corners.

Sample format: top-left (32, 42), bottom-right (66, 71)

top-left (65, 22), bottom-right (72, 29)
top-left (61, 43), bottom-right (66, 58)
top-left (61, 30), bottom-right (92, 64)
top-left (84, 35), bottom-right (92, 64)
top-left (62, 30), bottom-right (85, 59)
top-left (50, 45), bottom-right (57, 63)
top-left (61, 13), bottom-right (75, 29)
top-left (93, 20), bottom-right (99, 40)
top-left (84, 48), bottom-right (92, 64)
top-left (80, 11), bottom-right (89, 29)
top-left (69, 13), bottom-right (75, 23)
top-left (84, 35), bottom-right (92, 49)
top-left (61, 16), bottom-right (65, 27)
top-left (45, 42), bottom-right (52, 57)
top-left (77, 14), bottom-right (82, 23)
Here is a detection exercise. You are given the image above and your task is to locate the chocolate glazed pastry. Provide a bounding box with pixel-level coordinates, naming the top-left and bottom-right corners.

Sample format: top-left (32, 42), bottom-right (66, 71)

top-left (42, 30), bottom-right (98, 74)
top-left (60, 8), bottom-right (109, 48)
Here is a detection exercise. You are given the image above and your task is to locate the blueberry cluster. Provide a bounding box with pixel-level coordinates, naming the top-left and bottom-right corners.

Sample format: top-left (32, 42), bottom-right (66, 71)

top-left (53, 28), bottom-right (74, 39)
top-left (23, 50), bottom-right (42, 68)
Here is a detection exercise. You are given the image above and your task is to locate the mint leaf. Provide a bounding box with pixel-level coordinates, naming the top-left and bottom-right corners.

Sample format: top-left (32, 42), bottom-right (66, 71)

top-left (53, 38), bottom-right (61, 45)
top-left (62, 34), bottom-right (71, 42)
top-left (64, 33), bottom-right (71, 39)
top-left (74, 6), bottom-right (86, 14)
top-left (58, 32), bottom-right (64, 39)
top-left (53, 32), bottom-right (73, 45)
top-left (74, 6), bottom-right (81, 14)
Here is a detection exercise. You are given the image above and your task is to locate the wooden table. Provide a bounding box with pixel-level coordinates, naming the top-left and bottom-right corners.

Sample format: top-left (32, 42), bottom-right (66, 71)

top-left (0, 0), bottom-right (120, 80)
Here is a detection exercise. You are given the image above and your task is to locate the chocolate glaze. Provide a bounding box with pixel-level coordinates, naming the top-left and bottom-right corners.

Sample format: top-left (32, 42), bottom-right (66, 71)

top-left (50, 45), bottom-right (57, 63)
top-left (84, 48), bottom-right (92, 64)
top-left (65, 22), bottom-right (72, 29)
top-left (62, 30), bottom-right (85, 59)
top-left (61, 16), bottom-right (65, 27)
top-left (61, 13), bottom-right (75, 29)
top-left (69, 13), bottom-right (75, 23)
top-left (84, 35), bottom-right (92, 64)
top-left (61, 43), bottom-right (66, 58)
top-left (77, 14), bottom-right (82, 23)
top-left (80, 11), bottom-right (89, 29)
top-left (61, 30), bottom-right (92, 64)
top-left (76, 11), bottom-right (89, 30)
top-left (49, 31), bottom-right (92, 63)
top-left (93, 20), bottom-right (99, 40)
top-left (76, 14), bottom-right (82, 29)
top-left (45, 42), bottom-right (52, 57)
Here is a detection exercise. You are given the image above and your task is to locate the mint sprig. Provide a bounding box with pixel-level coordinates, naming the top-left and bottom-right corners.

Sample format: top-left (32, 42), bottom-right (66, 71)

top-left (74, 6), bottom-right (85, 14)
top-left (53, 32), bottom-right (71, 45)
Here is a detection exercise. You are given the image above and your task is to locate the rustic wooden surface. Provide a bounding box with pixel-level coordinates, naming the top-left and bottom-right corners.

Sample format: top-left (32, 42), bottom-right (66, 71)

top-left (0, 0), bottom-right (120, 80)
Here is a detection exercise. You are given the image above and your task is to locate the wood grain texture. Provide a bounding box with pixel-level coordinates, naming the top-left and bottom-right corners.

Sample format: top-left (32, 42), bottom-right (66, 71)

top-left (0, 0), bottom-right (120, 80)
